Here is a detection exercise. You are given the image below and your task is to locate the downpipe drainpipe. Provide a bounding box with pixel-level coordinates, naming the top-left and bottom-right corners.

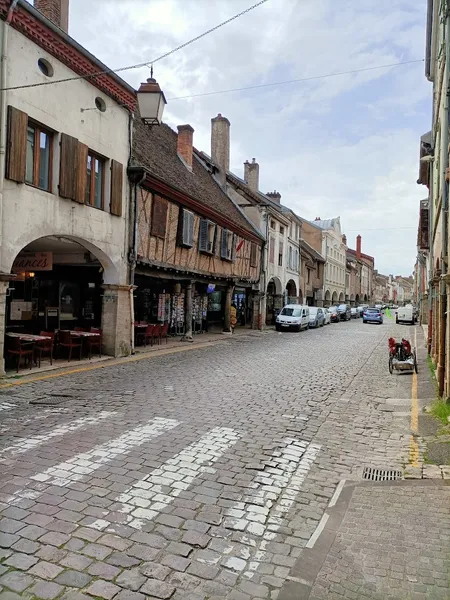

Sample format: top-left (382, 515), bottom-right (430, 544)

top-left (259, 208), bottom-right (269, 330)
top-left (0, 0), bottom-right (18, 270)
top-left (438, 2), bottom-right (450, 397)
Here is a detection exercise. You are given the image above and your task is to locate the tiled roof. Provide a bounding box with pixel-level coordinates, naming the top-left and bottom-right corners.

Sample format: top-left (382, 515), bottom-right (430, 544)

top-left (131, 118), bottom-right (262, 240)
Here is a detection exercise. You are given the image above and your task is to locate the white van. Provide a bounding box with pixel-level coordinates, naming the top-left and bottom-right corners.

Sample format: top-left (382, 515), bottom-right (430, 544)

top-left (276, 304), bottom-right (310, 332)
top-left (396, 305), bottom-right (415, 325)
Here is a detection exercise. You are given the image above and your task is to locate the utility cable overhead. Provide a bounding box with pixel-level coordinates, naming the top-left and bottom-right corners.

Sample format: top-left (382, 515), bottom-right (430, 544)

top-left (2, 0), bottom-right (269, 91)
top-left (169, 59), bottom-right (425, 100)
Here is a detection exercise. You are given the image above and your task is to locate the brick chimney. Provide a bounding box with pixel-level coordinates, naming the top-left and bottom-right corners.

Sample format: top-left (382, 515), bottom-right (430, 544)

top-left (34, 0), bottom-right (69, 32)
top-left (244, 158), bottom-right (259, 192)
top-left (266, 190), bottom-right (281, 203)
top-left (211, 113), bottom-right (230, 187)
top-left (177, 125), bottom-right (194, 170)
top-left (356, 234), bottom-right (362, 258)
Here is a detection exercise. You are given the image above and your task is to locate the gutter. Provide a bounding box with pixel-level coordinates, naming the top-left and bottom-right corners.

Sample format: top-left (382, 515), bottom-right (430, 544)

top-left (0, 0), bottom-right (18, 268)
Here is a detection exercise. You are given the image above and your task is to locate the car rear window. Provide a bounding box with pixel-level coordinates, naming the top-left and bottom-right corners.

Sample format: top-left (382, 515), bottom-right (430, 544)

top-left (366, 308), bottom-right (379, 313)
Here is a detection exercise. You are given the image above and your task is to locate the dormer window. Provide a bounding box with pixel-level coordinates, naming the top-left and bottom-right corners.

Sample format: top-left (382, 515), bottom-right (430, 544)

top-left (199, 219), bottom-right (216, 254)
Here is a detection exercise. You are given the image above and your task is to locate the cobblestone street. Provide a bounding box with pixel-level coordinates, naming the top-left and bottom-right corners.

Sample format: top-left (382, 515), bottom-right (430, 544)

top-left (0, 319), bottom-right (448, 599)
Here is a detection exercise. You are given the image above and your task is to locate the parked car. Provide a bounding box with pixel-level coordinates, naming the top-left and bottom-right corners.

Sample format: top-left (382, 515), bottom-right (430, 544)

top-left (323, 308), bottom-right (331, 325)
top-left (337, 304), bottom-right (351, 321)
top-left (356, 306), bottom-right (364, 317)
top-left (350, 307), bottom-right (359, 319)
top-left (396, 305), bottom-right (415, 325)
top-left (308, 306), bottom-right (325, 328)
top-left (363, 307), bottom-right (383, 324)
top-left (328, 306), bottom-right (340, 323)
top-left (276, 304), bottom-right (310, 332)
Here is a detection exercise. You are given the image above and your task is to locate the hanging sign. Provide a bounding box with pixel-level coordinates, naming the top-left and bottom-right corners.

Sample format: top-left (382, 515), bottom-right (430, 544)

top-left (12, 252), bottom-right (53, 272)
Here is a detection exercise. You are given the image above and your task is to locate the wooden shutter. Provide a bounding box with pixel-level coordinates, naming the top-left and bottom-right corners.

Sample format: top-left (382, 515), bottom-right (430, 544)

top-left (151, 195), bottom-right (168, 238)
top-left (59, 133), bottom-right (78, 200)
top-left (182, 209), bottom-right (194, 246)
top-left (221, 229), bottom-right (229, 259)
top-left (75, 142), bottom-right (88, 203)
top-left (110, 160), bottom-right (123, 216)
top-left (269, 237), bottom-right (275, 263)
top-left (199, 219), bottom-right (208, 251)
top-left (6, 106), bottom-right (27, 183)
top-left (250, 243), bottom-right (257, 267)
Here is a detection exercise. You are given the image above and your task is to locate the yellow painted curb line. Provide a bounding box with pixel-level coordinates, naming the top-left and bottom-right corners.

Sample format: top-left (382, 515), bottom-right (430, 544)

top-left (409, 327), bottom-right (420, 467)
top-left (0, 340), bottom-right (223, 390)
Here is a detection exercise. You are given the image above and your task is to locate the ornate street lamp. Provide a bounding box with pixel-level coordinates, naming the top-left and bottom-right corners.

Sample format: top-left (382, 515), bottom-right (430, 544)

top-left (136, 66), bottom-right (167, 126)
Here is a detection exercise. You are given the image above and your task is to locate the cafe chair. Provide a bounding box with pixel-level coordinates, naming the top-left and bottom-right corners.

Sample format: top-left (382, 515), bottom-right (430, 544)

top-left (34, 331), bottom-right (55, 367)
top-left (159, 322), bottom-right (169, 344)
top-left (143, 324), bottom-right (156, 347)
top-left (58, 330), bottom-right (82, 362)
top-left (87, 327), bottom-right (102, 359)
top-left (7, 337), bottom-right (34, 372)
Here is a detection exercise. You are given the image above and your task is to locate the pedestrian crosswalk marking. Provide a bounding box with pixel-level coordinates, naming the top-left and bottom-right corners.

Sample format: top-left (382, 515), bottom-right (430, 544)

top-left (5, 418), bottom-right (180, 503)
top-left (0, 411), bottom-right (116, 458)
top-left (91, 426), bottom-right (241, 531)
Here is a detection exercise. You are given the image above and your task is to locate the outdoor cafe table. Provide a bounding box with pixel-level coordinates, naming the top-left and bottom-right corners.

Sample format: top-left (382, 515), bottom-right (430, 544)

top-left (67, 331), bottom-right (100, 338)
top-left (5, 332), bottom-right (51, 342)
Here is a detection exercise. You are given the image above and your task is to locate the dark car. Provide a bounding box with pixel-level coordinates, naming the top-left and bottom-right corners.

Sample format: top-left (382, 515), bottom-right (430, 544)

top-left (337, 304), bottom-right (351, 321)
top-left (363, 308), bottom-right (383, 324)
top-left (328, 306), bottom-right (340, 323)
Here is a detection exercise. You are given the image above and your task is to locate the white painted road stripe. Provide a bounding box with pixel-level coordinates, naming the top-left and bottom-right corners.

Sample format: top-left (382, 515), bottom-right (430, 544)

top-left (92, 426), bottom-right (241, 530)
top-left (328, 479), bottom-right (346, 508)
top-left (0, 411), bottom-right (116, 458)
top-left (305, 512), bottom-right (329, 548)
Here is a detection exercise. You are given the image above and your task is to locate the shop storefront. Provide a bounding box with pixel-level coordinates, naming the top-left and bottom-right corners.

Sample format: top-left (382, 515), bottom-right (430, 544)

top-left (5, 253), bottom-right (103, 335)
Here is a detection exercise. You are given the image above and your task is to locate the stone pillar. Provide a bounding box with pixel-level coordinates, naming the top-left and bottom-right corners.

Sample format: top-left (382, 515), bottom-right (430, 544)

top-left (101, 284), bottom-right (133, 357)
top-left (0, 279), bottom-right (9, 377)
top-left (181, 281), bottom-right (193, 342)
top-left (223, 284), bottom-right (234, 334)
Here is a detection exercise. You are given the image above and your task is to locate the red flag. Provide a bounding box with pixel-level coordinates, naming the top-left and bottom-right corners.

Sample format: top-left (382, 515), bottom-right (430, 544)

top-left (236, 239), bottom-right (244, 252)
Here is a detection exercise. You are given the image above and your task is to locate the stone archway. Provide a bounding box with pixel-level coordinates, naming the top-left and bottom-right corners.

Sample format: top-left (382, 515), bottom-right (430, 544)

top-left (325, 289), bottom-right (331, 307)
top-left (350, 294), bottom-right (355, 306)
top-left (355, 294), bottom-right (360, 305)
top-left (339, 292), bottom-right (345, 302)
top-left (285, 279), bottom-right (297, 304)
top-left (266, 277), bottom-right (283, 325)
top-left (364, 294), bottom-right (368, 302)
top-left (1, 235), bottom-right (131, 375)
top-left (332, 291), bottom-right (338, 304)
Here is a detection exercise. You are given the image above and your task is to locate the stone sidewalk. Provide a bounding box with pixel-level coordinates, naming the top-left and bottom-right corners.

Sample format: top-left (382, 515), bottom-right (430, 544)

top-left (278, 480), bottom-right (450, 600)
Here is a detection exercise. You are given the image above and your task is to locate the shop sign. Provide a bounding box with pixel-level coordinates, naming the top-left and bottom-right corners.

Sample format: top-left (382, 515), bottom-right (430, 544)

top-left (12, 252), bottom-right (53, 272)
top-left (207, 283), bottom-right (216, 293)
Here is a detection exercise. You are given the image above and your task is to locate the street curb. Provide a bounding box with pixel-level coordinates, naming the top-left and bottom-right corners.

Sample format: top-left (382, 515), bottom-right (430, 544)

top-left (277, 479), bottom-right (450, 600)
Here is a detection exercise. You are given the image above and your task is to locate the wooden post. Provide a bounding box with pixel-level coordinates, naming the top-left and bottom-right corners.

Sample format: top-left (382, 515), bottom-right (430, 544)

top-left (182, 281), bottom-right (193, 342)
top-left (223, 283), bottom-right (234, 333)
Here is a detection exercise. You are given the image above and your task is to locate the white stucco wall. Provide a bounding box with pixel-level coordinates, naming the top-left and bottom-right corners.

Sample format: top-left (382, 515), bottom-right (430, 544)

top-left (0, 25), bottom-right (131, 284)
top-left (322, 230), bottom-right (346, 302)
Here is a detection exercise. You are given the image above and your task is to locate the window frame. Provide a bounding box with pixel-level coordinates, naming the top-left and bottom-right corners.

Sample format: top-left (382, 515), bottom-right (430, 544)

top-left (85, 150), bottom-right (106, 210)
top-left (278, 241), bottom-right (283, 267)
top-left (25, 119), bottom-right (53, 192)
top-left (199, 218), bottom-right (216, 254)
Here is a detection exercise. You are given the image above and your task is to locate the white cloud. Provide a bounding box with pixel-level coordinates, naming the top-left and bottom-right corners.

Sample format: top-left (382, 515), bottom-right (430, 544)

top-left (63, 0), bottom-right (430, 274)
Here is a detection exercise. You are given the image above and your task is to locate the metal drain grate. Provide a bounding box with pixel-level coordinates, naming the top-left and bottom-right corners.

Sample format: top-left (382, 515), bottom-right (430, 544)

top-left (362, 467), bottom-right (403, 481)
top-left (29, 395), bottom-right (74, 406)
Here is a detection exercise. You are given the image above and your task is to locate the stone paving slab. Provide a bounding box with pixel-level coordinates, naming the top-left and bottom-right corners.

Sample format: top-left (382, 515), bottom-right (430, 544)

top-left (279, 480), bottom-right (450, 600)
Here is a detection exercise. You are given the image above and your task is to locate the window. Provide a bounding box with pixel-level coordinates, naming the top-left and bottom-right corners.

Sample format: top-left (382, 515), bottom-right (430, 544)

top-left (288, 246), bottom-right (293, 269)
top-left (178, 209), bottom-right (194, 247)
top-left (38, 58), bottom-right (54, 77)
top-left (220, 229), bottom-right (234, 260)
top-left (199, 218), bottom-right (216, 253)
top-left (25, 122), bottom-right (52, 191)
top-left (270, 220), bottom-right (276, 230)
top-left (85, 151), bottom-right (104, 209)
top-left (278, 241), bottom-right (283, 266)
top-left (280, 226), bottom-right (284, 236)
top-left (307, 269), bottom-right (311, 284)
top-left (269, 236), bottom-right (275, 264)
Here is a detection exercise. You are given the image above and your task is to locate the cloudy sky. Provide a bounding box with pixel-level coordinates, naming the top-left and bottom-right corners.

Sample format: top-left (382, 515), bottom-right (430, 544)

top-left (65, 0), bottom-right (429, 275)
